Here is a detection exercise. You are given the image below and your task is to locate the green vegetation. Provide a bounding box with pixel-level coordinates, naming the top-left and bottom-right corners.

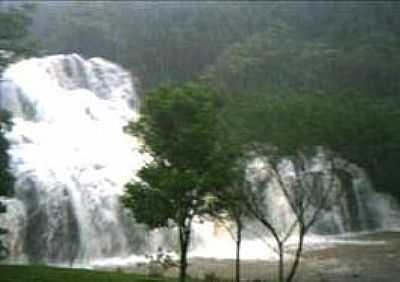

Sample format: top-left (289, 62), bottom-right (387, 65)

top-left (122, 84), bottom-right (238, 282)
top-left (27, 2), bottom-right (400, 92)
top-left (214, 92), bottom-right (400, 282)
top-left (222, 93), bottom-right (400, 202)
top-left (0, 265), bottom-right (169, 282)
top-left (0, 3), bottom-right (37, 72)
top-left (201, 22), bottom-right (400, 99)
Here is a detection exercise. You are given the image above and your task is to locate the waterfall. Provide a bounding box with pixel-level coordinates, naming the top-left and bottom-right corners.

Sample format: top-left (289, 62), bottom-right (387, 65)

top-left (0, 54), bottom-right (147, 265)
top-left (0, 54), bottom-right (399, 266)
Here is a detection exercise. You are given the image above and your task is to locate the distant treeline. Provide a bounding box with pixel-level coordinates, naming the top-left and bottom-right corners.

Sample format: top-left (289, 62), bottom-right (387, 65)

top-left (23, 1), bottom-right (400, 94)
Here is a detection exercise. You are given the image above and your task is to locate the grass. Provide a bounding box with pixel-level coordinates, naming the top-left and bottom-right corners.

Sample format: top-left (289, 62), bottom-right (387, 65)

top-left (0, 264), bottom-right (170, 282)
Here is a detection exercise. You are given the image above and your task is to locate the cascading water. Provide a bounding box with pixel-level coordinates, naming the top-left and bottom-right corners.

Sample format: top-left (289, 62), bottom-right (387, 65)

top-left (0, 54), bottom-right (148, 265)
top-left (0, 54), bottom-right (399, 267)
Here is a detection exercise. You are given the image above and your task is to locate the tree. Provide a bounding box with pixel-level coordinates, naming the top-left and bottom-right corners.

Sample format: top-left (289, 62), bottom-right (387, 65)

top-left (122, 84), bottom-right (237, 282)
top-left (221, 92), bottom-right (400, 281)
top-left (210, 161), bottom-right (250, 282)
top-left (243, 147), bottom-right (345, 282)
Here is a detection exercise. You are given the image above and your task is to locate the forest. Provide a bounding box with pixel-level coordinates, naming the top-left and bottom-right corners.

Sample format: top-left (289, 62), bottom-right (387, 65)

top-left (24, 1), bottom-right (400, 199)
top-left (1, 2), bottom-right (400, 282)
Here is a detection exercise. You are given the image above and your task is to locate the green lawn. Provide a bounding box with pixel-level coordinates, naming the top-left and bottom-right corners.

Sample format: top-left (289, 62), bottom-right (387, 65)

top-left (0, 265), bottom-right (169, 282)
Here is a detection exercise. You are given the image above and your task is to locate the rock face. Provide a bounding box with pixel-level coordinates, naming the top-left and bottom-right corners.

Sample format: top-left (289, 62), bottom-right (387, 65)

top-left (0, 54), bottom-right (399, 266)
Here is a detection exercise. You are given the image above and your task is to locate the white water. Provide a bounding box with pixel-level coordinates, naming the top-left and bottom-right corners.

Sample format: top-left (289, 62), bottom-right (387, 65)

top-left (0, 54), bottom-right (399, 267)
top-left (0, 54), bottom-right (146, 264)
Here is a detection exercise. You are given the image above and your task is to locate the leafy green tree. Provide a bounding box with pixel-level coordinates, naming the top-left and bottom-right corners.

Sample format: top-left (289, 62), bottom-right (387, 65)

top-left (122, 84), bottom-right (238, 282)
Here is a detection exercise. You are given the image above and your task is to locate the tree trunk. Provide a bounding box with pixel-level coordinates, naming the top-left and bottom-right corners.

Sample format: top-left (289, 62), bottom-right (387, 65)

top-left (235, 219), bottom-right (242, 282)
top-left (278, 242), bottom-right (284, 282)
top-left (286, 228), bottom-right (305, 282)
top-left (178, 223), bottom-right (191, 282)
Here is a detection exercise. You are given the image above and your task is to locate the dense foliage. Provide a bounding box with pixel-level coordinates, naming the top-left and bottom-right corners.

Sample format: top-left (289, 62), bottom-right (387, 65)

top-left (222, 93), bottom-right (400, 201)
top-left (202, 25), bottom-right (400, 98)
top-left (27, 2), bottom-right (400, 92)
top-left (122, 84), bottom-right (238, 282)
top-left (0, 3), bottom-right (36, 72)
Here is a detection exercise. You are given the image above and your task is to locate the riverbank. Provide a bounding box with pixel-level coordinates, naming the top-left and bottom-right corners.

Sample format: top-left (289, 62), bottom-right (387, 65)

top-left (124, 231), bottom-right (400, 282)
top-left (190, 231), bottom-right (400, 282)
top-left (2, 231), bottom-right (398, 282)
